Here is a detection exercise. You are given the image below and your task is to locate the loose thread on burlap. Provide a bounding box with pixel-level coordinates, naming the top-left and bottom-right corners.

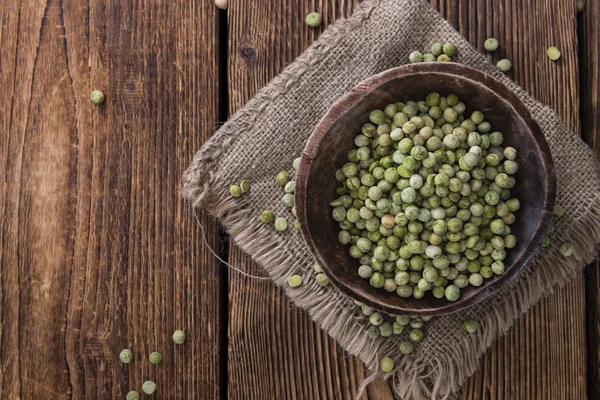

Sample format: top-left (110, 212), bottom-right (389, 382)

top-left (355, 370), bottom-right (381, 400)
top-left (193, 208), bottom-right (271, 281)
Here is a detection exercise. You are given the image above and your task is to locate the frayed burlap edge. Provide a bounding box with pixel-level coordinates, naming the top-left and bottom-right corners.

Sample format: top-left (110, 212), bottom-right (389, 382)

top-left (181, 0), bottom-right (600, 398)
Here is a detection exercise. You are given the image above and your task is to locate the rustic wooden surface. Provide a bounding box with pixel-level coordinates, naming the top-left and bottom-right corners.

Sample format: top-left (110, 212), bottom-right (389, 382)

top-left (0, 0), bottom-right (223, 398)
top-left (0, 0), bottom-right (598, 399)
top-left (581, 0), bottom-right (600, 398)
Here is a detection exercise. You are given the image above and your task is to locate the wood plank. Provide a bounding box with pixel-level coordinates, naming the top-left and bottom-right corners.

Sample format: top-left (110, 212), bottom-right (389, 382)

top-left (0, 0), bottom-right (222, 398)
top-left (580, 0), bottom-right (600, 398)
top-left (227, 1), bottom-right (395, 399)
top-left (427, 0), bottom-right (587, 398)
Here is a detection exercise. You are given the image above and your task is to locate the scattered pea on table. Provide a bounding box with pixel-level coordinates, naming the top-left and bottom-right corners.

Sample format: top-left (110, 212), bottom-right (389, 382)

top-left (119, 349), bottom-right (133, 364)
top-left (306, 12), bottom-right (322, 28)
top-left (497, 59), bottom-right (512, 72)
top-left (547, 46), bottom-right (561, 61)
top-left (484, 38), bottom-right (499, 52)
top-left (173, 330), bottom-right (186, 344)
top-left (149, 352), bottom-right (162, 365)
top-left (142, 381), bottom-right (157, 395)
top-left (90, 90), bottom-right (105, 104)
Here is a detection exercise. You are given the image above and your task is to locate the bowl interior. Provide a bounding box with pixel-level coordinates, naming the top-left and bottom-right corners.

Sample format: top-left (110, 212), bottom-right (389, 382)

top-left (296, 63), bottom-right (555, 316)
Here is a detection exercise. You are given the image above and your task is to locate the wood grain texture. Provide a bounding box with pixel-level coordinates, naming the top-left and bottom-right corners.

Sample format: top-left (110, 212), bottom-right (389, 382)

top-left (0, 0), bottom-right (222, 398)
top-left (580, 0), bottom-right (600, 398)
top-left (427, 0), bottom-right (587, 398)
top-left (227, 1), bottom-right (395, 399)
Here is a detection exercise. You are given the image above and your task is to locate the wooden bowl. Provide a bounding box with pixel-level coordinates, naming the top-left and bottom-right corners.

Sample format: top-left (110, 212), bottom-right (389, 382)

top-left (295, 63), bottom-right (556, 316)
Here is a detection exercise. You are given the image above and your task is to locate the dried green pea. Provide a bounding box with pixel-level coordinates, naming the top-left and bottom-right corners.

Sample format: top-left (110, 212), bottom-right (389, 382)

top-left (119, 349), bottom-right (133, 364)
top-left (379, 322), bottom-right (393, 337)
top-left (306, 12), bottom-right (322, 28)
top-left (126, 391), bottom-right (140, 400)
top-left (149, 352), bottom-right (162, 365)
top-left (283, 193), bottom-right (295, 208)
top-left (497, 59), bottom-right (512, 72)
top-left (367, 325), bottom-right (380, 339)
top-left (276, 171), bottom-right (290, 186)
top-left (437, 54), bottom-right (452, 62)
top-left (399, 340), bottom-right (414, 355)
top-left (315, 273), bottom-right (330, 286)
top-left (443, 42), bottom-right (457, 57)
top-left (284, 181), bottom-right (295, 194)
top-left (240, 180), bottom-right (250, 193)
top-left (230, 185), bottom-right (242, 198)
top-left (422, 53), bottom-right (436, 62)
top-left (463, 319), bottom-right (478, 333)
top-left (90, 90), bottom-right (105, 104)
top-left (577, 0), bottom-right (585, 12)
top-left (431, 42), bottom-right (443, 56)
top-left (293, 157), bottom-right (301, 170)
top-left (445, 284), bottom-right (460, 301)
top-left (173, 330), bottom-right (186, 344)
top-left (409, 51), bottom-right (423, 63)
top-left (409, 328), bottom-right (423, 342)
top-left (484, 38), bottom-right (499, 52)
top-left (547, 46), bottom-right (561, 61)
top-left (142, 381), bottom-right (157, 395)
top-left (559, 242), bottom-right (574, 257)
top-left (553, 204), bottom-right (565, 217)
top-left (313, 262), bottom-right (323, 274)
top-left (275, 217), bottom-right (288, 231)
top-left (287, 274), bottom-right (303, 287)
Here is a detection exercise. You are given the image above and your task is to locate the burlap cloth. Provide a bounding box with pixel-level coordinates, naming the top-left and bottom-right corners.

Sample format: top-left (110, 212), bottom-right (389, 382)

top-left (182, 0), bottom-right (600, 398)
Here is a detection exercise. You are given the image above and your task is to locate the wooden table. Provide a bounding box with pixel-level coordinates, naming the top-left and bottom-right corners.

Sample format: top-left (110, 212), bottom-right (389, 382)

top-left (0, 0), bottom-right (598, 398)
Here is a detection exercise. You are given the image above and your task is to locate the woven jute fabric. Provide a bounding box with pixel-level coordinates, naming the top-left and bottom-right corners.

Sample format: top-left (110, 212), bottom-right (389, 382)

top-left (182, 1), bottom-right (600, 398)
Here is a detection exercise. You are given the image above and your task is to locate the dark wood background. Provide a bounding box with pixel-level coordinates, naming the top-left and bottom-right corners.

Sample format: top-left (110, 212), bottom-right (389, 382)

top-left (0, 0), bottom-right (597, 398)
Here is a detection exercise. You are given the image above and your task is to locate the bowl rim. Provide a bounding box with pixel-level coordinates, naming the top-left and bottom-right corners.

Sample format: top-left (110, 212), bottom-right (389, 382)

top-left (295, 63), bottom-right (556, 316)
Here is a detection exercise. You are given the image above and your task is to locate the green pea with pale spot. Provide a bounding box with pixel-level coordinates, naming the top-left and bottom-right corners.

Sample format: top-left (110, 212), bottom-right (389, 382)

top-left (306, 12), bottom-right (322, 28)
top-left (463, 319), bottom-right (478, 333)
top-left (119, 349), bottom-right (133, 364)
top-left (484, 38), bottom-right (499, 52)
top-left (409, 51), bottom-right (423, 63)
top-left (560, 242), bottom-right (574, 257)
top-left (497, 59), bottom-right (512, 72)
top-left (275, 217), bottom-right (288, 232)
top-left (149, 352), bottom-right (162, 365)
top-left (173, 330), bottom-right (186, 344)
top-left (142, 381), bottom-right (156, 395)
top-left (90, 90), bottom-right (105, 104)
top-left (276, 171), bottom-right (290, 186)
top-left (260, 210), bottom-right (274, 224)
top-left (399, 340), bottom-right (414, 355)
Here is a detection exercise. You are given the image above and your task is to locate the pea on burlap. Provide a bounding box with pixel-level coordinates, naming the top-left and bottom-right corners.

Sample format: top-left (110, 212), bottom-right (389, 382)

top-left (182, 0), bottom-right (600, 398)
